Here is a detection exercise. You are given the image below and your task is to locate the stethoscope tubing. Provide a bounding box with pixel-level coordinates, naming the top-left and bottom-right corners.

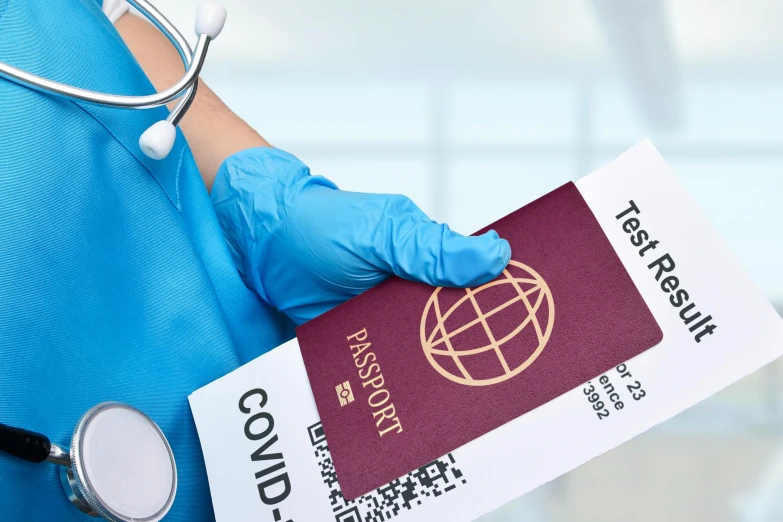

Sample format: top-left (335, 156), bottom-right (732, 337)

top-left (0, 422), bottom-right (70, 467)
top-left (0, 0), bottom-right (202, 126)
top-left (128, 0), bottom-right (199, 127)
top-left (0, 422), bottom-right (54, 464)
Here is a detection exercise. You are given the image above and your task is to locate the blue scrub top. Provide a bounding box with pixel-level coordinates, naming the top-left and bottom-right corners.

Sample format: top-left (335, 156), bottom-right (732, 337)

top-left (0, 1), bottom-right (296, 520)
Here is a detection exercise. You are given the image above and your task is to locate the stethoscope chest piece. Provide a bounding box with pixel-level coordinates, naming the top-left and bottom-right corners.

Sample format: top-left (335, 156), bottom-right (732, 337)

top-left (60, 403), bottom-right (177, 521)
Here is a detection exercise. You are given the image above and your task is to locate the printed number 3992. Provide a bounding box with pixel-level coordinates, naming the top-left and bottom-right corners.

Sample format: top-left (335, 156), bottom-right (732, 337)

top-left (583, 383), bottom-right (610, 420)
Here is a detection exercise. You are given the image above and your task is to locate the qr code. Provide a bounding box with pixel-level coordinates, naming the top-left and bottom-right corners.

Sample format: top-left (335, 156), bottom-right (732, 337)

top-left (307, 422), bottom-right (466, 522)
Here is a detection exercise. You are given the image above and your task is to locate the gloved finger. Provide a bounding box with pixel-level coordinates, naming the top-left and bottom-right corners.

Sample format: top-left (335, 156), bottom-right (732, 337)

top-left (371, 195), bottom-right (512, 287)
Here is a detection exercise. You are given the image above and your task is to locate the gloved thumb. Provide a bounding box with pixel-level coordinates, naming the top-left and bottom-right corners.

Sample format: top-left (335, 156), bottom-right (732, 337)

top-left (373, 196), bottom-right (512, 288)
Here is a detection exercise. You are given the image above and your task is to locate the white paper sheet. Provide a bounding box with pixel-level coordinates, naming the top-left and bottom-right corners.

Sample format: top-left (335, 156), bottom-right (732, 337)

top-left (189, 140), bottom-right (783, 522)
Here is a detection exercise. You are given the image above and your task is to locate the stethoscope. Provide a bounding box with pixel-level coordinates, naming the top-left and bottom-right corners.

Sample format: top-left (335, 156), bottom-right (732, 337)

top-left (0, 0), bottom-right (227, 161)
top-left (0, 403), bottom-right (177, 522)
top-left (0, 3), bottom-right (223, 518)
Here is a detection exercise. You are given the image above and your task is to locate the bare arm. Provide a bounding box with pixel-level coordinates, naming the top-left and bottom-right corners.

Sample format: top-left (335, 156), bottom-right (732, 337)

top-left (114, 13), bottom-right (269, 191)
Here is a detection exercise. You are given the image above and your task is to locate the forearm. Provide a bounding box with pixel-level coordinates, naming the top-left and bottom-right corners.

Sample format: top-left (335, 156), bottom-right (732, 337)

top-left (115, 12), bottom-right (269, 191)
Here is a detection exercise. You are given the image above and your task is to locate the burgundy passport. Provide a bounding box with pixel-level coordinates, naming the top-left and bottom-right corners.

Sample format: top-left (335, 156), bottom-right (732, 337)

top-left (296, 182), bottom-right (663, 499)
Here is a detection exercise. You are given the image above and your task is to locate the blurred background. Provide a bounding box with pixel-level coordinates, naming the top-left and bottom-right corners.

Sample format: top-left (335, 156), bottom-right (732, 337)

top-left (154, 0), bottom-right (782, 520)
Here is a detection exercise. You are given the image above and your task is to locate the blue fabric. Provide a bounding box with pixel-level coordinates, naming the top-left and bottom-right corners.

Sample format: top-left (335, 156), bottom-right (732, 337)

top-left (212, 148), bottom-right (511, 325)
top-left (0, 1), bottom-right (294, 521)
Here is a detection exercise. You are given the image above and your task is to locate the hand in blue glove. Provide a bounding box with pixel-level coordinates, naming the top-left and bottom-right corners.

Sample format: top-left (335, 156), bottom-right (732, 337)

top-left (211, 147), bottom-right (512, 325)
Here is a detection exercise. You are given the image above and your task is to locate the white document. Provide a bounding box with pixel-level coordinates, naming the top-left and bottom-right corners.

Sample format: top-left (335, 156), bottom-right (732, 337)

top-left (189, 140), bottom-right (783, 522)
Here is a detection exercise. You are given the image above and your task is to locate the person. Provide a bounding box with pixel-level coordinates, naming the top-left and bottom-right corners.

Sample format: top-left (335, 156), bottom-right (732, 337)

top-left (0, 1), bottom-right (511, 520)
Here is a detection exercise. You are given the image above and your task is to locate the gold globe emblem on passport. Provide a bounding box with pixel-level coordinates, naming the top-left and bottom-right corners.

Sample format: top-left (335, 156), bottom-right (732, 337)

top-left (420, 260), bottom-right (554, 386)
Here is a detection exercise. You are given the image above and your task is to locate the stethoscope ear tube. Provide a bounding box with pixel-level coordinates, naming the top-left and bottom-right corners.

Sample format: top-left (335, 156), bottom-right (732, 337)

top-left (0, 423), bottom-right (52, 464)
top-left (0, 1), bottom-right (226, 160)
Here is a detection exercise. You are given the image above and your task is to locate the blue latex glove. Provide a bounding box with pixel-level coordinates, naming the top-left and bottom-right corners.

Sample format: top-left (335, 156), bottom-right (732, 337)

top-left (211, 148), bottom-right (512, 325)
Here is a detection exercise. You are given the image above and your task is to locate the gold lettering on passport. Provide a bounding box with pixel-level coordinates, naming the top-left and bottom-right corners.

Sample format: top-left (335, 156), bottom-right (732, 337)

top-left (347, 329), bottom-right (403, 437)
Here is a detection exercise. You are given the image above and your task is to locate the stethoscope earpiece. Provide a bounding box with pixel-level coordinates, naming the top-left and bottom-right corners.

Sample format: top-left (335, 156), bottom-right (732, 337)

top-left (139, 121), bottom-right (177, 161)
top-left (0, 1), bottom-right (226, 160)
